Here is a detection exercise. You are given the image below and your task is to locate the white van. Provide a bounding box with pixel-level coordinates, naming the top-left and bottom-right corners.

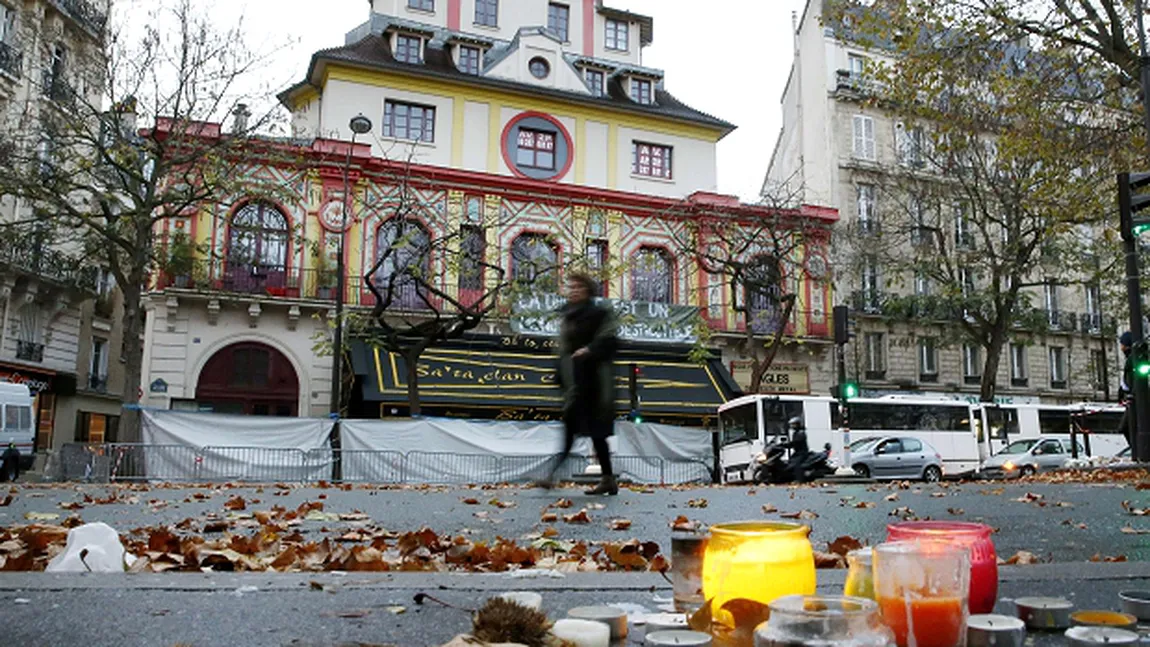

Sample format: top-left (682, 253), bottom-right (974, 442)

top-left (0, 383), bottom-right (36, 470)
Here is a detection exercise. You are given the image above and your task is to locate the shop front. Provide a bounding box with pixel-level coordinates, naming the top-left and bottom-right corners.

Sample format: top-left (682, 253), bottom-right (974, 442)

top-left (0, 362), bottom-right (73, 451)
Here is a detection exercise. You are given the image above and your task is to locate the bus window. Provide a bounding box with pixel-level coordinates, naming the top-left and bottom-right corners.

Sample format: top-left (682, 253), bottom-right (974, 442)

top-left (719, 403), bottom-right (758, 446)
top-left (1037, 410), bottom-right (1071, 435)
top-left (761, 400), bottom-right (803, 442)
top-left (985, 408), bottom-right (1018, 441)
top-left (851, 403), bottom-right (911, 431)
top-left (1078, 411), bottom-right (1125, 435)
top-left (831, 403), bottom-right (841, 428)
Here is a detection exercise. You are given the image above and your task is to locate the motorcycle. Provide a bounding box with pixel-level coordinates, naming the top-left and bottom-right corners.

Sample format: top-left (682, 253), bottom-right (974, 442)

top-left (752, 442), bottom-right (835, 484)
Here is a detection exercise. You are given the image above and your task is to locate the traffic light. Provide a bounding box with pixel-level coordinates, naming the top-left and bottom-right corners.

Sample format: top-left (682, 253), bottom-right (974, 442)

top-left (831, 382), bottom-right (860, 400)
top-left (1118, 172), bottom-right (1150, 240)
top-left (833, 305), bottom-right (851, 345)
top-left (1135, 341), bottom-right (1150, 379)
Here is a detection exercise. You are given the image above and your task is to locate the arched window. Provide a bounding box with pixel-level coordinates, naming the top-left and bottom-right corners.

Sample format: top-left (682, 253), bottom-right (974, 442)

top-left (746, 255), bottom-right (783, 333)
top-left (511, 233), bottom-right (558, 291)
top-left (228, 202), bottom-right (289, 269)
top-left (632, 246), bottom-right (673, 303)
top-left (376, 218), bottom-right (432, 309)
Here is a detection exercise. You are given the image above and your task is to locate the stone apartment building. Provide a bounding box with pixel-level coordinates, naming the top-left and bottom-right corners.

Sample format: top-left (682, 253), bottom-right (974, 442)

top-left (764, 0), bottom-right (1116, 405)
top-left (135, 0), bottom-right (839, 427)
top-left (0, 0), bottom-right (126, 457)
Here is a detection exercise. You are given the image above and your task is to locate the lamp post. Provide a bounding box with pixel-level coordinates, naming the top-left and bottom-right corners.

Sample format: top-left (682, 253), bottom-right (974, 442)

top-left (330, 114), bottom-right (373, 425)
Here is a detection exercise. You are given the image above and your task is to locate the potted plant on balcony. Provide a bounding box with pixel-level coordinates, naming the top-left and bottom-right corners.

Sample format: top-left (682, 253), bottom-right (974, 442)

top-left (163, 234), bottom-right (197, 288)
top-left (314, 251), bottom-right (337, 300)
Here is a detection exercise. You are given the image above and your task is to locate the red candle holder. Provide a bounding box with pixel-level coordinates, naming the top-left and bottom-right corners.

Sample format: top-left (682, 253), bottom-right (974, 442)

top-left (887, 521), bottom-right (998, 614)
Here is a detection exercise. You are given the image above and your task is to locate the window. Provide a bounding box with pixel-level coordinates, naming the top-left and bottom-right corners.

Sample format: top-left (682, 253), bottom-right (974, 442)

top-left (584, 68), bottom-right (605, 96)
top-left (1049, 346), bottom-right (1066, 387)
top-left (5, 404), bottom-right (31, 432)
top-left (459, 225), bottom-right (486, 292)
top-left (475, 0), bottom-right (497, 26)
top-left (963, 344), bottom-right (981, 380)
top-left (848, 53), bottom-right (867, 77)
top-left (516, 128), bottom-right (556, 170)
top-left (632, 141), bottom-right (672, 179)
top-left (511, 233), bottom-right (559, 290)
top-left (89, 338), bottom-right (109, 391)
top-left (586, 239), bottom-right (608, 279)
top-left (228, 202), bottom-right (288, 271)
top-left (1085, 284), bottom-right (1101, 330)
top-left (1091, 350), bottom-right (1107, 390)
top-left (902, 438), bottom-right (923, 453)
top-left (914, 272), bottom-right (931, 296)
top-left (861, 257), bottom-right (880, 310)
top-left (394, 34), bottom-right (423, 64)
top-left (865, 332), bottom-right (885, 376)
top-left (896, 122), bottom-right (925, 167)
top-left (376, 218), bottom-right (432, 310)
top-left (0, 4), bottom-right (14, 44)
top-left (605, 18), bottom-right (628, 50)
top-left (37, 133), bottom-right (56, 180)
top-left (746, 255), bottom-right (782, 333)
top-left (464, 195), bottom-right (483, 223)
top-left (16, 305), bottom-right (42, 362)
top-left (44, 43), bottom-right (66, 97)
top-left (857, 184), bottom-right (876, 233)
top-left (458, 45), bottom-right (481, 75)
top-left (632, 247), bottom-right (672, 303)
top-left (548, 3), bottom-right (570, 41)
top-left (1044, 282), bottom-right (1059, 325)
top-left (851, 115), bottom-right (875, 161)
top-left (919, 337), bottom-right (938, 380)
top-left (529, 57), bottom-right (550, 79)
top-left (707, 274), bottom-right (723, 318)
top-left (407, 0), bottom-right (434, 11)
top-left (911, 198), bottom-right (932, 246)
top-left (95, 267), bottom-right (115, 297)
top-left (954, 202), bottom-right (974, 249)
top-left (630, 78), bottom-right (652, 104)
top-left (1010, 343), bottom-right (1028, 383)
top-left (384, 100), bottom-right (435, 142)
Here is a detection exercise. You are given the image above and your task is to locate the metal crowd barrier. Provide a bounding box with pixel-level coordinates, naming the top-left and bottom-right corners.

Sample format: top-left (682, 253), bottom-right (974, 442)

top-left (46, 443), bottom-right (714, 485)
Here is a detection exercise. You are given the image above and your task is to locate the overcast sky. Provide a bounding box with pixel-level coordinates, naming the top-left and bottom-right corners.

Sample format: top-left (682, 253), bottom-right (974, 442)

top-left (140, 0), bottom-right (804, 202)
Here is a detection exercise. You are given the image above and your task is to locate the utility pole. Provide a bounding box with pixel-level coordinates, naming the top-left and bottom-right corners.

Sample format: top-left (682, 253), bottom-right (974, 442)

top-left (1118, 172), bottom-right (1150, 462)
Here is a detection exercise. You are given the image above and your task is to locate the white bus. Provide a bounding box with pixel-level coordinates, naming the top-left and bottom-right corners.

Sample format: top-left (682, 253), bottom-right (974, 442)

top-left (981, 403), bottom-right (1128, 458)
top-left (716, 394), bottom-right (983, 483)
top-left (0, 383), bottom-right (35, 470)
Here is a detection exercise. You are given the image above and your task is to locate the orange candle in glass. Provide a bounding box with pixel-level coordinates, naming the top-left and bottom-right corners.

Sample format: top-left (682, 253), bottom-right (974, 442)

top-left (701, 521), bottom-right (815, 627)
top-left (873, 540), bottom-right (971, 647)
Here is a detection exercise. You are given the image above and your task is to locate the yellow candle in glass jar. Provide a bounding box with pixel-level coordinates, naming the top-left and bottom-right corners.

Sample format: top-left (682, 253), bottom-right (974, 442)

top-left (701, 522), bottom-right (816, 626)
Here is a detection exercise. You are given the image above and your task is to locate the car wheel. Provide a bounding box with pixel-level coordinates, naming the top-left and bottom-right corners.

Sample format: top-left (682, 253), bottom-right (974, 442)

top-left (853, 464), bottom-right (871, 479)
top-left (922, 465), bottom-right (942, 483)
top-left (1020, 465), bottom-right (1037, 477)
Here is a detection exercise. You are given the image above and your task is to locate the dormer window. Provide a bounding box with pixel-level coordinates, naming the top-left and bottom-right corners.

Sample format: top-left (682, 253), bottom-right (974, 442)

top-left (630, 78), bottom-right (652, 105)
top-left (458, 45), bottom-right (481, 75)
top-left (407, 0), bottom-right (434, 11)
top-left (395, 34), bottom-right (423, 64)
top-left (606, 19), bottom-right (629, 51)
top-left (584, 68), bottom-right (605, 97)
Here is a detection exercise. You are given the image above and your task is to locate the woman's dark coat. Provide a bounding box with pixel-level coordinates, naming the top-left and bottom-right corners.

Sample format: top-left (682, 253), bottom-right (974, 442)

top-left (557, 300), bottom-right (619, 438)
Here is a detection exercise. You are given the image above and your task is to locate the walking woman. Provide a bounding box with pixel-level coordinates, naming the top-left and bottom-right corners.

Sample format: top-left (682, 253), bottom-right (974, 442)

top-left (539, 272), bottom-right (620, 495)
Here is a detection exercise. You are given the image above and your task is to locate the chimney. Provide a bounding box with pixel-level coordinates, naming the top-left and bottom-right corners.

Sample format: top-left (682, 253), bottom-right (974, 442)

top-left (231, 103), bottom-right (251, 134)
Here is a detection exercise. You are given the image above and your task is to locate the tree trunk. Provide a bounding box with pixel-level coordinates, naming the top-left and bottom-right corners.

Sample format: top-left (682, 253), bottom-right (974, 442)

top-left (119, 281), bottom-right (145, 442)
top-left (748, 297), bottom-right (797, 394)
top-left (979, 315), bottom-right (1011, 403)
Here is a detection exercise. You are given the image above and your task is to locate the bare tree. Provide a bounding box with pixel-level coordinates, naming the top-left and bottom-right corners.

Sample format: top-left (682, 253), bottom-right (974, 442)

top-left (0, 0), bottom-right (291, 437)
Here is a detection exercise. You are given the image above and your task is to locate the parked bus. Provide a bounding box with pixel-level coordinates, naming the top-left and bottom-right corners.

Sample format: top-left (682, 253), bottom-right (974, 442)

top-left (716, 394), bottom-right (982, 483)
top-left (981, 403), bottom-right (1128, 458)
top-left (0, 383), bottom-right (35, 471)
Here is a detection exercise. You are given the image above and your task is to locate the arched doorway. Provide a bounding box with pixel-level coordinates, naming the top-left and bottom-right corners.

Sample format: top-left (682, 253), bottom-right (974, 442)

top-left (195, 342), bottom-right (299, 416)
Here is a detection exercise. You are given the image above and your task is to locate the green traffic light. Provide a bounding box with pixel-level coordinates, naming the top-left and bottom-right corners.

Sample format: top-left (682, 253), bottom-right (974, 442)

top-left (1138, 362), bottom-right (1150, 378)
top-left (1135, 223), bottom-right (1150, 236)
top-left (842, 382), bottom-right (860, 399)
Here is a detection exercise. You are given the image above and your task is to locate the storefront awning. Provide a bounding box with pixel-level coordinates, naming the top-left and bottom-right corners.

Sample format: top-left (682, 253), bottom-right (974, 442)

top-left (350, 334), bottom-right (740, 424)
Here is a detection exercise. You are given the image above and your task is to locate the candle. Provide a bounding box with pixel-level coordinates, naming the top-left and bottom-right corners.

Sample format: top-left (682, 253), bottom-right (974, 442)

top-left (701, 522), bottom-right (815, 627)
top-left (877, 596), bottom-right (966, 647)
top-left (552, 618), bottom-right (610, 647)
top-left (1014, 596), bottom-right (1073, 630)
top-left (498, 591), bottom-right (542, 610)
top-left (873, 541), bottom-right (970, 647)
top-left (967, 614), bottom-right (1025, 647)
top-left (645, 629), bottom-right (713, 646)
top-left (566, 606), bottom-right (628, 640)
top-left (1070, 610), bottom-right (1138, 630)
top-left (671, 531), bottom-right (709, 613)
top-left (887, 521), bottom-right (998, 614)
top-left (1064, 626), bottom-right (1140, 646)
top-left (643, 612), bottom-right (689, 633)
top-left (1118, 590), bottom-right (1150, 621)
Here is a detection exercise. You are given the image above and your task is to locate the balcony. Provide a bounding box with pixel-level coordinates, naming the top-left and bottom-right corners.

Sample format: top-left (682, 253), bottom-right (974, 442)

top-left (0, 41), bottom-right (21, 79)
top-left (834, 69), bottom-right (884, 96)
top-left (0, 234), bottom-right (96, 293)
top-left (88, 375), bottom-right (108, 393)
top-left (16, 341), bottom-right (44, 363)
top-left (47, 0), bottom-right (107, 37)
top-left (1045, 310), bottom-right (1078, 332)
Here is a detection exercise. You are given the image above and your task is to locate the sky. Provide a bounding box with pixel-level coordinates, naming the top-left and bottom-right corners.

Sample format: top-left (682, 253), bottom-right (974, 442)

top-left (132, 0), bottom-right (804, 202)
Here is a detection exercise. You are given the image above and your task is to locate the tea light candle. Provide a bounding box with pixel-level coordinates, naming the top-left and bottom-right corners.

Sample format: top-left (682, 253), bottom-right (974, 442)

top-left (498, 591), bottom-right (542, 610)
top-left (645, 630), bottom-right (713, 646)
top-left (1070, 610), bottom-right (1139, 630)
top-left (1064, 626), bottom-right (1140, 646)
top-left (567, 605), bottom-right (628, 640)
top-left (967, 614), bottom-right (1026, 647)
top-left (1015, 596), bottom-right (1074, 630)
top-left (552, 618), bottom-right (610, 647)
top-left (643, 612), bottom-right (689, 633)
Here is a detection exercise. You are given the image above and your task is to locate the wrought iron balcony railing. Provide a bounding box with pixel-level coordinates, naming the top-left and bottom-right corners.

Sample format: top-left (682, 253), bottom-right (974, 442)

top-left (16, 341), bottom-right (44, 363)
top-left (0, 41), bottom-right (22, 78)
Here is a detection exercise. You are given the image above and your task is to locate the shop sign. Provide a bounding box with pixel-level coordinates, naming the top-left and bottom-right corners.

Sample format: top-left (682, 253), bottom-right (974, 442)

top-left (0, 369), bottom-right (53, 394)
top-left (730, 361), bottom-right (811, 395)
top-left (511, 293), bottom-right (698, 343)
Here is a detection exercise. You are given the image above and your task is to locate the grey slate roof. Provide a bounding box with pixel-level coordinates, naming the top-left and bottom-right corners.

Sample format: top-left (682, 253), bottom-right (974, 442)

top-left (280, 25), bottom-right (734, 137)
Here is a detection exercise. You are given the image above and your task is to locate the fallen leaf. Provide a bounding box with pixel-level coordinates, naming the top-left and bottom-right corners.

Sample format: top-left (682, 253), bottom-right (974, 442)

top-left (947, 508), bottom-right (965, 516)
top-left (1005, 551), bottom-right (1040, 565)
top-left (1055, 501), bottom-right (1074, 508)
top-left (386, 605), bottom-right (407, 614)
top-left (779, 510), bottom-right (818, 520)
top-left (541, 512), bottom-right (558, 523)
top-left (552, 498), bottom-right (573, 509)
top-left (854, 501), bottom-right (876, 509)
top-left (0, 495), bottom-right (10, 506)
top-left (488, 498), bottom-right (516, 509)
top-left (687, 498), bottom-right (708, 509)
top-left (827, 536), bottom-right (863, 557)
top-left (884, 493), bottom-right (899, 502)
top-left (542, 527), bottom-right (559, 538)
top-left (309, 581), bottom-right (324, 591)
top-left (58, 502), bottom-right (83, 511)
top-left (1090, 553), bottom-right (1128, 563)
top-left (930, 492), bottom-right (947, 498)
top-left (224, 496), bottom-right (246, 511)
top-left (888, 507), bottom-right (915, 519)
top-left (563, 509), bottom-right (591, 524)
top-left (671, 515), bottom-right (700, 532)
top-left (610, 519), bottom-right (632, 531)
top-left (761, 503), bottom-right (778, 514)
top-left (24, 512), bottom-right (59, 521)
top-left (1121, 527), bottom-right (1150, 534)
top-left (461, 498), bottom-right (480, 505)
top-left (1014, 492), bottom-right (1044, 504)
top-left (814, 550), bottom-right (847, 569)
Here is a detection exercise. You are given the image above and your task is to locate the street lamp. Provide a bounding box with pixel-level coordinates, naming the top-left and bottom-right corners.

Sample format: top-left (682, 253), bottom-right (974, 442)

top-left (330, 114), bottom-right (373, 419)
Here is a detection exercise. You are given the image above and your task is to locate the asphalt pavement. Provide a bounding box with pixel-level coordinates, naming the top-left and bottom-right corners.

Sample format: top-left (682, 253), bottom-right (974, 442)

top-left (0, 479), bottom-right (1148, 646)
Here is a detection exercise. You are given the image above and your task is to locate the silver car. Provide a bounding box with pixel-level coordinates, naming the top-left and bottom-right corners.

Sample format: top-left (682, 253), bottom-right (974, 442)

top-left (849, 436), bottom-right (944, 482)
top-left (981, 437), bottom-right (1084, 478)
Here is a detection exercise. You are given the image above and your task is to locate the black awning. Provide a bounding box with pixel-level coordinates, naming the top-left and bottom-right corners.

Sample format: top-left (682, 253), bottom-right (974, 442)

top-left (351, 334), bottom-right (740, 424)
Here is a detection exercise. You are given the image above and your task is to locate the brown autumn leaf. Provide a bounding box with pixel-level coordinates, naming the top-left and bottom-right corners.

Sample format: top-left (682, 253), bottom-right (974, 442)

top-left (603, 540), bottom-right (647, 569)
top-left (541, 526), bottom-right (559, 538)
top-left (889, 507), bottom-right (915, 519)
top-left (761, 503), bottom-right (778, 514)
top-left (1136, 482), bottom-right (1150, 490)
top-left (58, 501), bottom-right (84, 511)
top-left (854, 501), bottom-right (877, 509)
top-left (552, 498), bottom-right (573, 509)
top-left (563, 509), bottom-right (591, 524)
top-left (1121, 500), bottom-right (1148, 516)
top-left (0, 495), bottom-right (11, 507)
top-left (1004, 551), bottom-right (1040, 565)
top-left (203, 520), bottom-right (230, 533)
top-left (461, 498), bottom-right (480, 505)
top-left (930, 492), bottom-right (947, 498)
top-left (688, 599), bottom-right (713, 633)
top-left (540, 512), bottom-right (558, 523)
top-left (1090, 553), bottom-right (1128, 563)
top-left (827, 536), bottom-right (863, 557)
top-left (488, 498), bottom-right (516, 509)
top-left (884, 493), bottom-right (899, 502)
top-left (224, 496), bottom-right (246, 511)
top-left (687, 498), bottom-right (709, 509)
top-left (671, 515), bottom-right (700, 532)
top-left (813, 550), bottom-right (847, 569)
top-left (779, 510), bottom-right (818, 520)
top-left (947, 507), bottom-right (965, 516)
top-left (610, 519), bottom-right (633, 531)
top-left (1014, 492), bottom-right (1044, 504)
top-left (649, 553), bottom-right (670, 573)
top-left (1121, 526), bottom-right (1150, 534)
